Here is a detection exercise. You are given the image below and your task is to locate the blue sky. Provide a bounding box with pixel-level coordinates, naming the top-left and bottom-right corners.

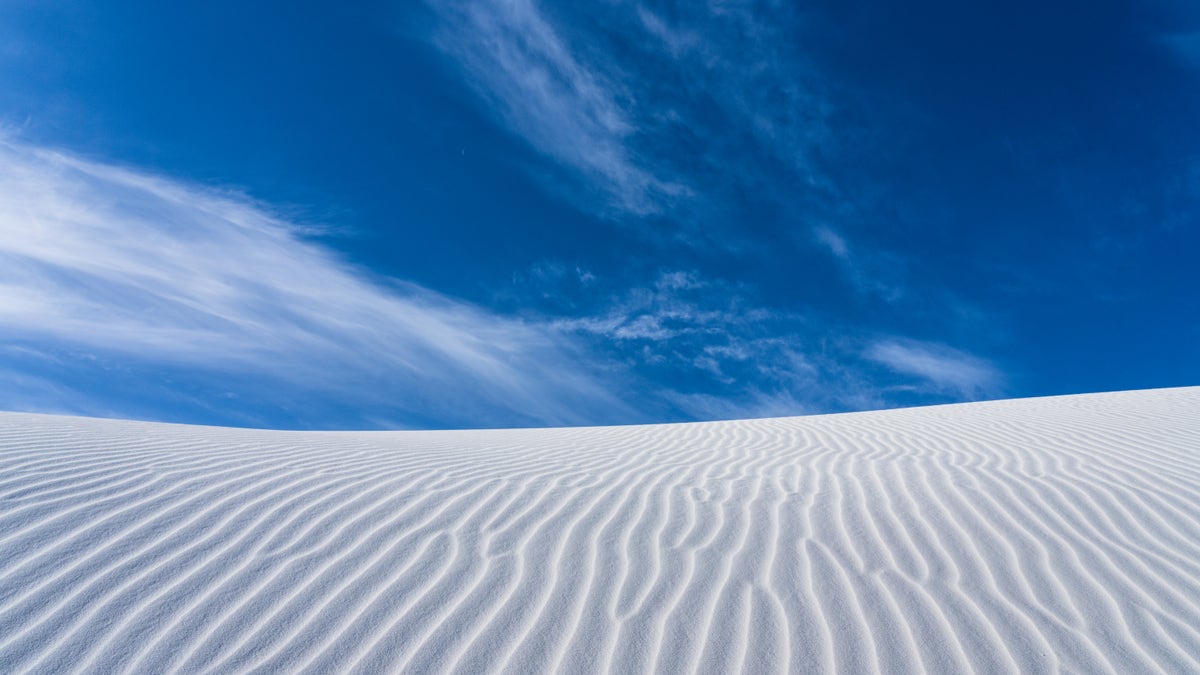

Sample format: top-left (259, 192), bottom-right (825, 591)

top-left (1, 0), bottom-right (1197, 429)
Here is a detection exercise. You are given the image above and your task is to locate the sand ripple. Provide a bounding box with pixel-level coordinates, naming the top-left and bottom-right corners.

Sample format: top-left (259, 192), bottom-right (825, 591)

top-left (1, 388), bottom-right (1198, 673)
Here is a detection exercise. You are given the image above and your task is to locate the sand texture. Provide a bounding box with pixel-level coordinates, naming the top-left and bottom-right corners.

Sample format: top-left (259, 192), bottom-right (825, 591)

top-left (1, 387), bottom-right (1199, 673)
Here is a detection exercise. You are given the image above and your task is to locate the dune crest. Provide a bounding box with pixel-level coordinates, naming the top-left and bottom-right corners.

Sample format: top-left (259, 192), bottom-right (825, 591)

top-left (2, 387), bottom-right (1199, 673)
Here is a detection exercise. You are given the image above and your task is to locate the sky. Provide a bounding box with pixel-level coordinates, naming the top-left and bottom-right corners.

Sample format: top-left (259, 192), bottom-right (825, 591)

top-left (1, 0), bottom-right (1197, 429)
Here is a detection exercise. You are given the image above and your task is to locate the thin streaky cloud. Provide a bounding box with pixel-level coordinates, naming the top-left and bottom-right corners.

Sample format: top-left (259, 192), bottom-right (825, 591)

top-left (811, 224), bottom-right (905, 303)
top-left (865, 338), bottom-right (1004, 399)
top-left (424, 0), bottom-right (831, 227)
top-left (0, 139), bottom-right (633, 428)
top-left (812, 225), bottom-right (851, 261)
top-left (548, 270), bottom-right (1003, 418)
top-left (0, 139), bottom-right (1006, 427)
top-left (427, 0), bottom-right (682, 216)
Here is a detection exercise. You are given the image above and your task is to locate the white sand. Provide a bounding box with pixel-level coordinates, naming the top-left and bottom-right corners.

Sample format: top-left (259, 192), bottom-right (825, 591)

top-left (1, 387), bottom-right (1198, 674)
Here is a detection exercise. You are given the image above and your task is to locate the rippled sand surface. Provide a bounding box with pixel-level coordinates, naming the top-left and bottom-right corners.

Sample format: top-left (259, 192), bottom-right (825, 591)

top-left (1, 387), bottom-right (1198, 673)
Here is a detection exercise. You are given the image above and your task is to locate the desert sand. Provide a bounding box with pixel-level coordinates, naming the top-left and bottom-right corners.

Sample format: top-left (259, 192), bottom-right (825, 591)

top-left (1, 387), bottom-right (1198, 673)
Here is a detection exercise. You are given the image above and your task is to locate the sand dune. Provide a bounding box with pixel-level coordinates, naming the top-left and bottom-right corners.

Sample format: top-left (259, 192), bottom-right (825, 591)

top-left (1, 387), bottom-right (1199, 673)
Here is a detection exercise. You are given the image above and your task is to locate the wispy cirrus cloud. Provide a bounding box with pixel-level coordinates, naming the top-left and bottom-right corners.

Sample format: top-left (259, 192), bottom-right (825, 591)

top-left (811, 225), bottom-right (905, 303)
top-left (423, 0), bottom-right (833, 227)
top-left (416, 1), bottom-right (1015, 417)
top-left (427, 0), bottom-right (685, 216)
top-left (547, 269), bottom-right (1003, 419)
top-left (1, 0), bottom-right (1013, 427)
top-left (0, 138), bottom-right (1005, 428)
top-left (0, 139), bottom-right (633, 428)
top-left (421, 0), bottom-right (1019, 413)
top-left (864, 338), bottom-right (1004, 399)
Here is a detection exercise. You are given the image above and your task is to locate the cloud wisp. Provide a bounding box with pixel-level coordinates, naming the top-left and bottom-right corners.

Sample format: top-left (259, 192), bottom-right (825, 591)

top-left (427, 0), bottom-right (684, 217)
top-left (417, 1), bottom-right (1012, 417)
top-left (811, 225), bottom-right (906, 303)
top-left (0, 139), bottom-right (1005, 428)
top-left (0, 139), bottom-right (632, 428)
top-left (423, 0), bottom-right (832, 228)
top-left (865, 339), bottom-right (1004, 400)
top-left (548, 269), bottom-right (1004, 419)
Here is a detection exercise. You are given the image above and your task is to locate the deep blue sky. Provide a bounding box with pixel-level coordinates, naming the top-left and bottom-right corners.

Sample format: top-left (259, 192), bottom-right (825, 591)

top-left (1, 0), bottom-right (1197, 429)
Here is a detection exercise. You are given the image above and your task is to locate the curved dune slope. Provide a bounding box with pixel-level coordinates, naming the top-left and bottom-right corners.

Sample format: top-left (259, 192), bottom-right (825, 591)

top-left (1, 387), bottom-right (1199, 673)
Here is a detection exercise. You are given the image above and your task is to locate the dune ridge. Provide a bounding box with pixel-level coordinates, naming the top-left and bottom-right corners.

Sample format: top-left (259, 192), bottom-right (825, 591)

top-left (1, 387), bottom-right (1199, 673)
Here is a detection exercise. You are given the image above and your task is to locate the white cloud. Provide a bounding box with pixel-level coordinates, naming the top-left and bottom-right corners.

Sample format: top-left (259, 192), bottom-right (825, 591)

top-left (427, 0), bottom-right (683, 216)
top-left (547, 270), bottom-right (899, 419)
top-left (553, 271), bottom-right (757, 343)
top-left (0, 139), bottom-right (1006, 427)
top-left (423, 0), bottom-right (832, 226)
top-left (864, 339), bottom-right (1003, 399)
top-left (811, 224), bottom-right (905, 303)
top-left (0, 139), bottom-right (632, 427)
top-left (812, 225), bottom-right (851, 261)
